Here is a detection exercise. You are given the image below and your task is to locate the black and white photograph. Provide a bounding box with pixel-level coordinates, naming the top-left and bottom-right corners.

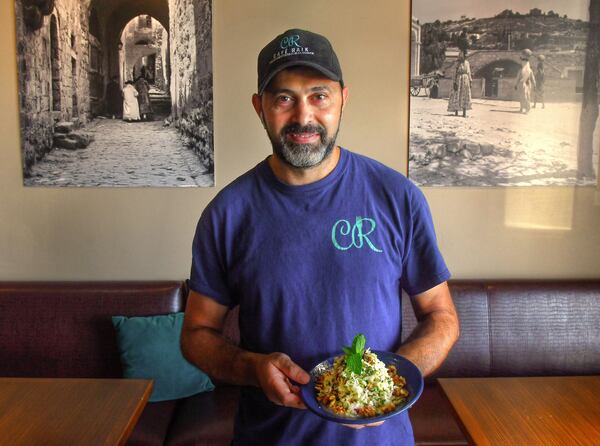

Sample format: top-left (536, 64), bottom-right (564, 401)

top-left (15, 0), bottom-right (214, 187)
top-left (409, 0), bottom-right (600, 186)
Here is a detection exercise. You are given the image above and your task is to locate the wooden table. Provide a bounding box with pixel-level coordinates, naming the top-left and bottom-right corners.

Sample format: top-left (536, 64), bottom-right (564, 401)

top-left (438, 376), bottom-right (600, 446)
top-left (0, 378), bottom-right (153, 446)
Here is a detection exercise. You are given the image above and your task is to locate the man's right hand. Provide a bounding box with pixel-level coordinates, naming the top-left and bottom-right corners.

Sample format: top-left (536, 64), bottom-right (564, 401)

top-left (182, 291), bottom-right (310, 410)
top-left (251, 352), bottom-right (310, 409)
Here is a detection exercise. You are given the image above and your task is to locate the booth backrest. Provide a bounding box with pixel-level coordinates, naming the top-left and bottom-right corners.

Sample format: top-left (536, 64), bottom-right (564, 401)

top-left (0, 281), bottom-right (186, 378)
top-left (402, 280), bottom-right (600, 378)
top-left (220, 280), bottom-right (600, 378)
top-left (2, 280), bottom-right (598, 381)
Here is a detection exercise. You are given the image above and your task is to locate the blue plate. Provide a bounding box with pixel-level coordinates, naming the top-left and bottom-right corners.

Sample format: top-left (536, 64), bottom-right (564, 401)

top-left (300, 351), bottom-right (423, 424)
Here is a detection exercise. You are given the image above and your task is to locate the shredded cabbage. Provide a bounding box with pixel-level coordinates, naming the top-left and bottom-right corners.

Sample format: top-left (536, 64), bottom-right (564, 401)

top-left (315, 349), bottom-right (409, 418)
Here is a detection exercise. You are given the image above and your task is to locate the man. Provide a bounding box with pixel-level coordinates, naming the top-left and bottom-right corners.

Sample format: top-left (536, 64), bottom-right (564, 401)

top-left (134, 74), bottom-right (153, 121)
top-left (457, 27), bottom-right (469, 54)
top-left (533, 54), bottom-right (545, 109)
top-left (182, 29), bottom-right (459, 446)
top-left (105, 76), bottom-right (122, 119)
top-left (514, 48), bottom-right (536, 114)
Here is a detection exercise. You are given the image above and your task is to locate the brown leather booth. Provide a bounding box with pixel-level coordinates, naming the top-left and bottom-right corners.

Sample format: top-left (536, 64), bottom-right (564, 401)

top-left (1, 280), bottom-right (599, 445)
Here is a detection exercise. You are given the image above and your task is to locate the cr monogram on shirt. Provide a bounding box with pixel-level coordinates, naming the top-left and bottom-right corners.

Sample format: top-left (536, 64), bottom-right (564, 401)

top-left (331, 216), bottom-right (383, 253)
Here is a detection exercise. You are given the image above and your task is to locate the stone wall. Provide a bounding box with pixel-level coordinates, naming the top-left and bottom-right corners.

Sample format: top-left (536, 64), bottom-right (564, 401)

top-left (543, 78), bottom-right (580, 102)
top-left (16, 0), bottom-right (92, 175)
top-left (169, 0), bottom-right (213, 172)
top-left (437, 77), bottom-right (579, 102)
top-left (153, 27), bottom-right (168, 91)
top-left (438, 50), bottom-right (585, 103)
top-left (493, 77), bottom-right (579, 102)
top-left (15, 4), bottom-right (53, 173)
top-left (437, 78), bottom-right (485, 99)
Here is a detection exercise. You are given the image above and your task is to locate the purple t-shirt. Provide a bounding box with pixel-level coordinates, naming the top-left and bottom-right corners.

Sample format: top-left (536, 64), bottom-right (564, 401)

top-left (190, 148), bottom-right (450, 446)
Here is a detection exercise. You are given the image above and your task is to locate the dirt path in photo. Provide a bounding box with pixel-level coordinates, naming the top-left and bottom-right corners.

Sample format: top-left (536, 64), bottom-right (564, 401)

top-left (409, 97), bottom-right (599, 186)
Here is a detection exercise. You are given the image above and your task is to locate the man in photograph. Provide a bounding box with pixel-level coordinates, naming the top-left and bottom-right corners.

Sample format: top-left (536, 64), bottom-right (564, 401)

top-left (105, 75), bottom-right (122, 119)
top-left (182, 28), bottom-right (459, 445)
top-left (533, 54), bottom-right (546, 109)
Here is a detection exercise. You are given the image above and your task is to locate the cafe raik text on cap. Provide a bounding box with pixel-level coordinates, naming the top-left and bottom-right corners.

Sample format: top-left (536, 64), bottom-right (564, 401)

top-left (257, 29), bottom-right (344, 94)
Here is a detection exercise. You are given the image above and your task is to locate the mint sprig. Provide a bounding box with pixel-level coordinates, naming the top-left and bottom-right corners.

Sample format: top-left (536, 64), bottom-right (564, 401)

top-left (344, 334), bottom-right (366, 374)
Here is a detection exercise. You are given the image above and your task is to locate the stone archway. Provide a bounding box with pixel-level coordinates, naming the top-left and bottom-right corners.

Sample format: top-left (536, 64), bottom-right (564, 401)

top-left (119, 15), bottom-right (168, 86)
top-left (87, 0), bottom-right (170, 118)
top-left (475, 59), bottom-right (522, 98)
top-left (89, 0), bottom-right (169, 82)
top-left (118, 14), bottom-right (171, 118)
top-left (441, 51), bottom-right (528, 100)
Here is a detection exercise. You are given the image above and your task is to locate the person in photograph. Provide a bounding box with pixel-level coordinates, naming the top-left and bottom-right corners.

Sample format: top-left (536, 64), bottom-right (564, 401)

top-left (533, 54), bottom-right (545, 109)
top-left (457, 28), bottom-right (469, 54)
top-left (122, 80), bottom-right (140, 122)
top-left (181, 28), bottom-right (459, 446)
top-left (514, 49), bottom-right (536, 114)
top-left (447, 50), bottom-right (472, 117)
top-left (429, 72), bottom-right (441, 99)
top-left (135, 73), bottom-right (153, 121)
top-left (105, 75), bottom-right (122, 119)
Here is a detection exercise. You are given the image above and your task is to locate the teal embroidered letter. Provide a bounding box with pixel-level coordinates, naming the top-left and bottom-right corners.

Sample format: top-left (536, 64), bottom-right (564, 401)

top-left (332, 219), bottom-right (353, 250)
top-left (353, 217), bottom-right (383, 253)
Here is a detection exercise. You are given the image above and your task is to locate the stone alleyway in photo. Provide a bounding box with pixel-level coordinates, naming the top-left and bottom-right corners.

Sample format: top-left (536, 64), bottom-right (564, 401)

top-left (16, 0), bottom-right (214, 186)
top-left (25, 118), bottom-right (214, 187)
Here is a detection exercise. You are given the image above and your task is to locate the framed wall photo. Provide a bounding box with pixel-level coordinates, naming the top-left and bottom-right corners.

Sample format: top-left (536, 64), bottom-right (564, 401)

top-left (408, 1), bottom-right (600, 186)
top-left (15, 0), bottom-right (214, 187)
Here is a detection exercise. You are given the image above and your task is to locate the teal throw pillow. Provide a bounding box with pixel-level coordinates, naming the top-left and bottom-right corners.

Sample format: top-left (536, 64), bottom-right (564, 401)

top-left (112, 312), bottom-right (214, 402)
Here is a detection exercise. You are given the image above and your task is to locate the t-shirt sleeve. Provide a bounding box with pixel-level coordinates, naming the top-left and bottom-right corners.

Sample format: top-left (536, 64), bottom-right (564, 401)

top-left (399, 186), bottom-right (451, 296)
top-left (189, 207), bottom-right (237, 308)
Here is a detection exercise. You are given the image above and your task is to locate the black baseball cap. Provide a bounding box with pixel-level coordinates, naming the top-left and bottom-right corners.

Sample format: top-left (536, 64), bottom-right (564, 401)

top-left (257, 29), bottom-right (343, 94)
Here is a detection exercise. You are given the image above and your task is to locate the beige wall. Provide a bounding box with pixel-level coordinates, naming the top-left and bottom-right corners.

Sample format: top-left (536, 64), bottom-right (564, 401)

top-left (1, 0), bottom-right (599, 281)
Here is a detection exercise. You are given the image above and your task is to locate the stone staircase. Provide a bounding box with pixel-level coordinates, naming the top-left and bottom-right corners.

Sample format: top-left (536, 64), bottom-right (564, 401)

top-left (149, 87), bottom-right (172, 117)
top-left (53, 121), bottom-right (94, 150)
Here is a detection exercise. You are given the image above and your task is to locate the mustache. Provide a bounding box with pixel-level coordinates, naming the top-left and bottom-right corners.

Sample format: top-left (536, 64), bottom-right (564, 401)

top-left (281, 123), bottom-right (326, 139)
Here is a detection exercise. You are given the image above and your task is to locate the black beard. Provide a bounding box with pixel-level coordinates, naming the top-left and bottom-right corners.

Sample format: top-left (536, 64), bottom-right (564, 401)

top-left (270, 123), bottom-right (338, 169)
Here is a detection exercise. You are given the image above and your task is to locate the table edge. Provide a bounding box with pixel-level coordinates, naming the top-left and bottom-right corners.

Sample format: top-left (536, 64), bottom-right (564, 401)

top-left (115, 379), bottom-right (154, 446)
top-left (436, 378), bottom-right (478, 446)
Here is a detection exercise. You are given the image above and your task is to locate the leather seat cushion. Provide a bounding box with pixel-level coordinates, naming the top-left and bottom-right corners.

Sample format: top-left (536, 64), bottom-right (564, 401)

top-left (127, 400), bottom-right (178, 446)
top-left (165, 386), bottom-right (239, 446)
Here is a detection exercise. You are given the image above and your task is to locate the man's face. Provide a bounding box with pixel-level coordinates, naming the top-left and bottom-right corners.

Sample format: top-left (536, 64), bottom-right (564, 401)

top-left (253, 67), bottom-right (348, 169)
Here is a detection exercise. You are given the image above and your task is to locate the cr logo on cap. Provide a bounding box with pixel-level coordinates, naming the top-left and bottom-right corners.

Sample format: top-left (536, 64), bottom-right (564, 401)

top-left (280, 35), bottom-right (301, 49)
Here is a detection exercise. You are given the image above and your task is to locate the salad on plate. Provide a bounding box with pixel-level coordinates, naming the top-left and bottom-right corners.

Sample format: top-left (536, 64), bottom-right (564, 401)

top-left (314, 334), bottom-right (409, 418)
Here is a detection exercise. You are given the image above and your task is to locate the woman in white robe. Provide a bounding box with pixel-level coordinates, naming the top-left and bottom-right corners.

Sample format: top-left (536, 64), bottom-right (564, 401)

top-left (514, 49), bottom-right (536, 114)
top-left (122, 81), bottom-right (141, 121)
